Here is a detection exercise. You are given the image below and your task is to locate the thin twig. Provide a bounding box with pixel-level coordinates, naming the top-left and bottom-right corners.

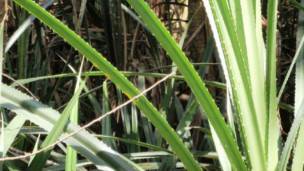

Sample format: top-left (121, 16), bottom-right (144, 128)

top-left (0, 72), bottom-right (174, 161)
top-left (2, 73), bottom-right (39, 100)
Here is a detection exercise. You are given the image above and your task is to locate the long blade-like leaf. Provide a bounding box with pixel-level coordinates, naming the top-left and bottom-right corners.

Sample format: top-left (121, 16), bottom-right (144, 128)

top-left (0, 84), bottom-right (142, 171)
top-left (12, 0), bottom-right (201, 170)
top-left (28, 81), bottom-right (84, 170)
top-left (277, 98), bottom-right (304, 171)
top-left (266, 0), bottom-right (280, 170)
top-left (292, 0), bottom-right (304, 169)
top-left (125, 0), bottom-right (245, 170)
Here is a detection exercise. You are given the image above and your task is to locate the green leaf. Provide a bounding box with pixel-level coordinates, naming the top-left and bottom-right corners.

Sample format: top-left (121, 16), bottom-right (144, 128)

top-left (101, 80), bottom-right (115, 148)
top-left (292, 1), bottom-right (304, 169)
top-left (125, 0), bottom-right (245, 170)
top-left (266, 0), bottom-right (280, 170)
top-left (0, 84), bottom-right (142, 171)
top-left (65, 59), bottom-right (85, 171)
top-left (27, 81), bottom-right (84, 170)
top-left (277, 99), bottom-right (304, 171)
top-left (12, 0), bottom-right (201, 170)
top-left (0, 115), bottom-right (26, 156)
top-left (203, 0), bottom-right (266, 169)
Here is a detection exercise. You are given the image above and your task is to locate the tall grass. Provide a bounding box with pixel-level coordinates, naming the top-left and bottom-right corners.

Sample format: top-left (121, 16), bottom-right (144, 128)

top-left (1, 0), bottom-right (304, 170)
top-left (11, 0), bottom-right (201, 170)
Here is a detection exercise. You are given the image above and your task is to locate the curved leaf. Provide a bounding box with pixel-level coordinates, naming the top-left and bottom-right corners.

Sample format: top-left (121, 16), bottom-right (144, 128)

top-left (12, 0), bottom-right (200, 170)
top-left (0, 84), bottom-right (142, 171)
top-left (125, 0), bottom-right (246, 170)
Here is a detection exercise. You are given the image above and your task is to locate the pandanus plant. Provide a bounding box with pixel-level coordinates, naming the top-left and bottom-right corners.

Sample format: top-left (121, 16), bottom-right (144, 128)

top-left (1, 0), bottom-right (304, 170)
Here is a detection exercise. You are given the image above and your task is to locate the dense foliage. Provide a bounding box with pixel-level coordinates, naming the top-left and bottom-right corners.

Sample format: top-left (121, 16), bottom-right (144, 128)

top-left (1, 0), bottom-right (304, 170)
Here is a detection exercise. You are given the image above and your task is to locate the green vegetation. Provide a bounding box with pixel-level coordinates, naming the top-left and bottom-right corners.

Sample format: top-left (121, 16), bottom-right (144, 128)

top-left (1, 0), bottom-right (304, 170)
